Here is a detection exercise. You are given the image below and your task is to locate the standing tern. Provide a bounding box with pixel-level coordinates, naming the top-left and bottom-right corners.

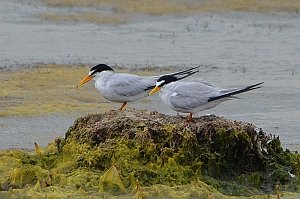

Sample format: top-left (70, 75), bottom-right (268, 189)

top-left (76, 64), bottom-right (199, 110)
top-left (149, 75), bottom-right (264, 122)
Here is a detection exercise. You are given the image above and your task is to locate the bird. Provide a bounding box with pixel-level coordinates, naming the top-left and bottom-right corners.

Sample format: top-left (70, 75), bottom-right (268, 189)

top-left (149, 75), bottom-right (264, 122)
top-left (76, 64), bottom-right (199, 110)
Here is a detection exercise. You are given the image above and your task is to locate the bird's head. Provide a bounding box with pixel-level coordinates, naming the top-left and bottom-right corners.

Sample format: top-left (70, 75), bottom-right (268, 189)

top-left (76, 64), bottom-right (114, 88)
top-left (149, 75), bottom-right (178, 95)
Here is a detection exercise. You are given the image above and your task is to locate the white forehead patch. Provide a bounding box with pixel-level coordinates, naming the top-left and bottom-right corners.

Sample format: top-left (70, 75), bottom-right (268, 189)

top-left (156, 80), bottom-right (165, 87)
top-left (88, 70), bottom-right (95, 76)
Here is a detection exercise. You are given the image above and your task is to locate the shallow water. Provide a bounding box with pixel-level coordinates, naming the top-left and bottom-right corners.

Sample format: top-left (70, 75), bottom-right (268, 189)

top-left (0, 114), bottom-right (76, 149)
top-left (0, 0), bottom-right (300, 151)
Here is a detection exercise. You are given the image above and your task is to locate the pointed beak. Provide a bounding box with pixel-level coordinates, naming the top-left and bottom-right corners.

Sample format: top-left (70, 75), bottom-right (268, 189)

top-left (76, 75), bottom-right (93, 88)
top-left (149, 86), bottom-right (161, 95)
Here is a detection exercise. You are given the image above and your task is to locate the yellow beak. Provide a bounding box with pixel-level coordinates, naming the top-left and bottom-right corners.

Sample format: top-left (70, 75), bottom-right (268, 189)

top-left (149, 86), bottom-right (161, 95)
top-left (76, 75), bottom-right (93, 88)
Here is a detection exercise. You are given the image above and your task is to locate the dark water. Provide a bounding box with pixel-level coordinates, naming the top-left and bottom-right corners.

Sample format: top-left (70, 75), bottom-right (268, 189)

top-left (0, 0), bottom-right (300, 151)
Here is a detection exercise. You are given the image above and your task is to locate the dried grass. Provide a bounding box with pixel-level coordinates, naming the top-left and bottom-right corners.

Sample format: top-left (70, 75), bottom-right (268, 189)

top-left (201, 0), bottom-right (300, 13)
top-left (38, 12), bottom-right (127, 25)
top-left (42, 0), bottom-right (206, 16)
top-left (39, 0), bottom-right (300, 24)
top-left (43, 0), bottom-right (300, 14)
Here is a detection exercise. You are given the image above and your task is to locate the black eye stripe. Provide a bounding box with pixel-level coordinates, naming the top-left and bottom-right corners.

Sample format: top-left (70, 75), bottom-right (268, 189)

top-left (157, 75), bottom-right (178, 87)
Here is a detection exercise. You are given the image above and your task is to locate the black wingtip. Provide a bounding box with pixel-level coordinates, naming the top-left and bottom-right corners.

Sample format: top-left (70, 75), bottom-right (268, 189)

top-left (246, 82), bottom-right (264, 89)
top-left (170, 65), bottom-right (201, 76)
top-left (208, 82), bottom-right (264, 102)
top-left (177, 70), bottom-right (199, 81)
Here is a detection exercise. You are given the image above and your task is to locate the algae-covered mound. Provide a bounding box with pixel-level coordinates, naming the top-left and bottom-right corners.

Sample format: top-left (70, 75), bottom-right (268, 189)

top-left (1, 110), bottom-right (300, 198)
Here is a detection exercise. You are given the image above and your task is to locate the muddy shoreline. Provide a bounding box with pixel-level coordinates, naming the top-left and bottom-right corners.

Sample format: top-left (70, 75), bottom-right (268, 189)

top-left (1, 64), bottom-right (299, 152)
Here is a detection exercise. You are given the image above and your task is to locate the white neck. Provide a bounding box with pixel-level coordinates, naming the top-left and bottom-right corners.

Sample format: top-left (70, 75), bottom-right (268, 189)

top-left (160, 81), bottom-right (176, 92)
top-left (93, 70), bottom-right (114, 82)
top-left (93, 71), bottom-right (114, 90)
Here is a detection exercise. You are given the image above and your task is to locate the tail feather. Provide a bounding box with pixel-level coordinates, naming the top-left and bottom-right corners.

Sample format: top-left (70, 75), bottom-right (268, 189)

top-left (208, 82), bottom-right (264, 102)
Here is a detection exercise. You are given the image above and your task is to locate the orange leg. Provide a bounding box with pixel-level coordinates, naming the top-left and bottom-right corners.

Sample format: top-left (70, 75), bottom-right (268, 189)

top-left (119, 102), bottom-right (127, 111)
top-left (187, 113), bottom-right (193, 122)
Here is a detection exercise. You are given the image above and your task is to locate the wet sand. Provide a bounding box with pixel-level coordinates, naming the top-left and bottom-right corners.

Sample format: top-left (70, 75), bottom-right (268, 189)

top-left (0, 0), bottom-right (300, 151)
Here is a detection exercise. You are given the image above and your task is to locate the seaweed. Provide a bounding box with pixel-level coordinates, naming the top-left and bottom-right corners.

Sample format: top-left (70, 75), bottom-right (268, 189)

top-left (0, 110), bottom-right (299, 198)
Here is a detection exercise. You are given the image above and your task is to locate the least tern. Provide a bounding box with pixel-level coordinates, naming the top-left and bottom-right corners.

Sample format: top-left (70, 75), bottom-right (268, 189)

top-left (149, 75), bottom-right (264, 122)
top-left (77, 64), bottom-right (199, 110)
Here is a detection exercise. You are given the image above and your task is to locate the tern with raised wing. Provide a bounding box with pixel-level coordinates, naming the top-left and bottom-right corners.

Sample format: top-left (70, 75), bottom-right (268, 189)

top-left (149, 75), bottom-right (263, 122)
top-left (77, 64), bottom-right (199, 110)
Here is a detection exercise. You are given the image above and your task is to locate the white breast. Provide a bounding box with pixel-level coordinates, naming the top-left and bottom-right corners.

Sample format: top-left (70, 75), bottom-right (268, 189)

top-left (159, 83), bottom-right (178, 110)
top-left (93, 71), bottom-right (117, 101)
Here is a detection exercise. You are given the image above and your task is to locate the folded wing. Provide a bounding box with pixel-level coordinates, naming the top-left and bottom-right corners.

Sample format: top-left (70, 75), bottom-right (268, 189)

top-left (169, 82), bottom-right (220, 110)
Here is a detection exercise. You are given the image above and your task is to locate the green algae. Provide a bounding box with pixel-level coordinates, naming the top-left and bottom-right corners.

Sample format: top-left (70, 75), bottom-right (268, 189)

top-left (0, 110), bottom-right (300, 198)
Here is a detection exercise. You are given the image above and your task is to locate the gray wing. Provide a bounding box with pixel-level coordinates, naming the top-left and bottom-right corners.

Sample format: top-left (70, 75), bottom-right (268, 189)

top-left (168, 82), bottom-right (220, 109)
top-left (110, 74), bottom-right (156, 97)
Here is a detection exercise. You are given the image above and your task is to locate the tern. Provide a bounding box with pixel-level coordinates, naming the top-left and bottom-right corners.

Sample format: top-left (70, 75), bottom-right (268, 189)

top-left (76, 64), bottom-right (199, 110)
top-left (149, 75), bottom-right (263, 122)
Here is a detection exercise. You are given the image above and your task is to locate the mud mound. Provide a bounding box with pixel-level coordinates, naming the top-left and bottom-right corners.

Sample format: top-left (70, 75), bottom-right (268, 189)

top-left (64, 110), bottom-right (299, 194)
